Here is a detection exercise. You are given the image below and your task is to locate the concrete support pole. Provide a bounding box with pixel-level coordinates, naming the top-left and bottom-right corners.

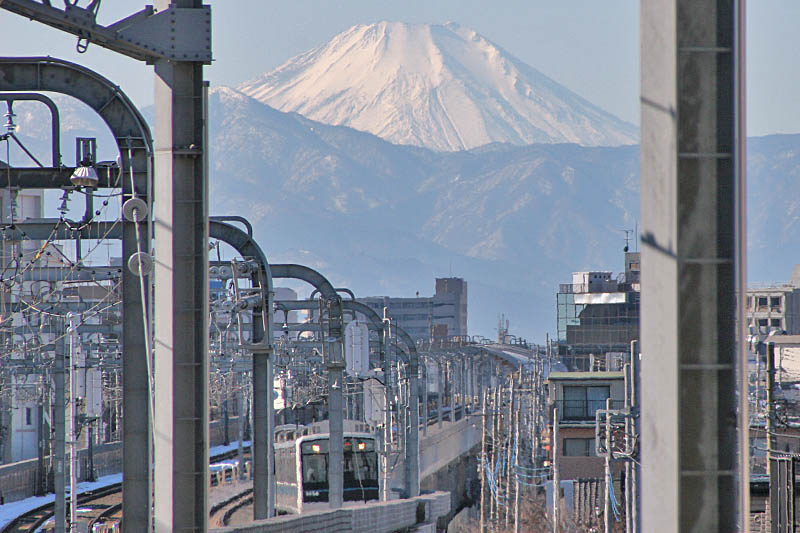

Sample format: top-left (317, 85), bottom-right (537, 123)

top-left (252, 352), bottom-right (269, 518)
top-left (327, 362), bottom-right (345, 508)
top-left (448, 361), bottom-right (455, 423)
top-left (640, 0), bottom-right (742, 530)
top-left (406, 352), bottom-right (420, 497)
top-left (153, 3), bottom-right (210, 527)
top-left (54, 331), bottom-right (66, 533)
top-left (552, 406), bottom-right (560, 533)
top-left (238, 385), bottom-right (245, 479)
top-left (252, 274), bottom-right (275, 519)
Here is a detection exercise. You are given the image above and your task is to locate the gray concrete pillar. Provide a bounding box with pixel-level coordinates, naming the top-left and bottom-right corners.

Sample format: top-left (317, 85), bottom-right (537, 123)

top-left (640, 0), bottom-right (742, 529)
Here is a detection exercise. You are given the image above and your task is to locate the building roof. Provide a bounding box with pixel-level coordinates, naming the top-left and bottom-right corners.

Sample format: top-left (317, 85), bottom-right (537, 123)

top-left (547, 371), bottom-right (624, 381)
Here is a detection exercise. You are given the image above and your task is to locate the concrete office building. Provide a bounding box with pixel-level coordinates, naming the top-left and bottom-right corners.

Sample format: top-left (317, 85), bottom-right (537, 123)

top-left (746, 264), bottom-right (800, 337)
top-left (360, 277), bottom-right (467, 341)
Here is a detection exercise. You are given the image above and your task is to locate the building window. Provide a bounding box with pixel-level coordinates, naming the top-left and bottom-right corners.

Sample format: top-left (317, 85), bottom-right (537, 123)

top-left (771, 318), bottom-right (782, 328)
top-left (758, 297), bottom-right (768, 308)
top-left (562, 386), bottom-right (610, 420)
top-left (758, 319), bottom-right (768, 327)
top-left (771, 296), bottom-right (782, 310)
top-left (25, 407), bottom-right (32, 426)
top-left (563, 438), bottom-right (595, 457)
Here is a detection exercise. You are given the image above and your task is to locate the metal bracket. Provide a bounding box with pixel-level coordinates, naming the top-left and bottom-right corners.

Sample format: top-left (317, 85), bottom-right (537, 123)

top-left (0, 1), bottom-right (212, 63)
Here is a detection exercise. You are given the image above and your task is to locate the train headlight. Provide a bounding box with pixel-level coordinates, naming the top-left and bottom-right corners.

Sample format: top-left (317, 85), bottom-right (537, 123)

top-left (358, 442), bottom-right (366, 451)
top-left (312, 444), bottom-right (321, 453)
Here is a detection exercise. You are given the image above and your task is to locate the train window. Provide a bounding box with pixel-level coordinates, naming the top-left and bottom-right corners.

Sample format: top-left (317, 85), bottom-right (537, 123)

top-left (302, 454), bottom-right (328, 483)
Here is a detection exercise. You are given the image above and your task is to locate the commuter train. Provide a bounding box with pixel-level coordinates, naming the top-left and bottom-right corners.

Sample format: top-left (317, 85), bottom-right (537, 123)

top-left (274, 426), bottom-right (380, 514)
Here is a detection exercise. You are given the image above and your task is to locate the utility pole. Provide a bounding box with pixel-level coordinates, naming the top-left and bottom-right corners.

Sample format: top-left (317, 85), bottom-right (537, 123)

top-left (480, 388), bottom-right (487, 533)
top-left (767, 340), bottom-right (777, 505)
top-left (437, 360), bottom-right (443, 430)
top-left (604, 397), bottom-right (612, 533)
top-left (552, 405), bottom-right (560, 533)
top-left (382, 318), bottom-right (392, 501)
top-left (54, 324), bottom-right (66, 533)
top-left (490, 385), bottom-right (499, 525)
top-left (505, 376), bottom-right (515, 529)
top-left (513, 391), bottom-right (521, 533)
top-left (625, 361), bottom-right (633, 533)
top-left (631, 339), bottom-right (640, 533)
top-left (67, 313), bottom-right (79, 532)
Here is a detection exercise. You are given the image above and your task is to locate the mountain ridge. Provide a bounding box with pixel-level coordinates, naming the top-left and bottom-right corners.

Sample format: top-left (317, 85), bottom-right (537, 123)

top-left (7, 90), bottom-right (800, 340)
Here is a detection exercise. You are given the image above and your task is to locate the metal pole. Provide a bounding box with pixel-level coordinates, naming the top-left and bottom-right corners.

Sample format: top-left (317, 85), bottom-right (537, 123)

top-left (553, 406), bottom-right (560, 533)
top-left (54, 325), bottom-right (66, 533)
top-left (480, 388), bottom-right (487, 533)
top-left (153, 4), bottom-right (210, 526)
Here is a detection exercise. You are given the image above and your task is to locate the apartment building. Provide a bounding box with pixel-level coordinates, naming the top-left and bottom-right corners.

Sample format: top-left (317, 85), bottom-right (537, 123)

top-left (546, 371), bottom-right (626, 480)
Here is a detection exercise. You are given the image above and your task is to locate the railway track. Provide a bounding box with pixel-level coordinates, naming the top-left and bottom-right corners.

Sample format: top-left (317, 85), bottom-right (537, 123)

top-left (209, 488), bottom-right (253, 528)
top-left (2, 447), bottom-right (250, 533)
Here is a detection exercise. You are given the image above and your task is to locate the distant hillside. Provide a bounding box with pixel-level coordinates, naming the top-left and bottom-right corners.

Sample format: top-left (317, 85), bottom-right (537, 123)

top-left (8, 93), bottom-right (800, 340)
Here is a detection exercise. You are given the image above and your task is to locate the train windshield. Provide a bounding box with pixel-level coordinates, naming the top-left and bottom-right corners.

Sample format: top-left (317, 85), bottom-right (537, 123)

top-left (345, 451), bottom-right (378, 481)
top-left (302, 453), bottom-right (328, 484)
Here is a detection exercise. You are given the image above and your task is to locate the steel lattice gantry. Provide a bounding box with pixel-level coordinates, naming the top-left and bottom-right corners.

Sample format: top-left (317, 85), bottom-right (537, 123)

top-left (0, 1), bottom-right (213, 530)
top-left (0, 56), bottom-right (153, 531)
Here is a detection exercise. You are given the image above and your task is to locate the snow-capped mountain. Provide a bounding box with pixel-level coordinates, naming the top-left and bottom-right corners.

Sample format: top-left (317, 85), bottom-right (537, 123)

top-left (239, 21), bottom-right (639, 152)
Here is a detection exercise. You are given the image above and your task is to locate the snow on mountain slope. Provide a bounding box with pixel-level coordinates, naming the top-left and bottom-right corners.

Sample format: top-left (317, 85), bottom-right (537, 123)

top-left (239, 21), bottom-right (639, 151)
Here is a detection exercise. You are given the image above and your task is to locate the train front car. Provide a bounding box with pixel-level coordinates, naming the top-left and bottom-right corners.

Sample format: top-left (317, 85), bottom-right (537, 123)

top-left (280, 433), bottom-right (379, 513)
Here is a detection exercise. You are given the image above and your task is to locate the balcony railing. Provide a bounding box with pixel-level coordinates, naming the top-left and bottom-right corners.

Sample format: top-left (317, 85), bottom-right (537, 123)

top-left (554, 399), bottom-right (625, 421)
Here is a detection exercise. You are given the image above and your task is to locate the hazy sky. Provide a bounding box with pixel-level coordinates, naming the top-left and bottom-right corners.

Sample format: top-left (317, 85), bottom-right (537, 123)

top-left (0, 1), bottom-right (797, 136)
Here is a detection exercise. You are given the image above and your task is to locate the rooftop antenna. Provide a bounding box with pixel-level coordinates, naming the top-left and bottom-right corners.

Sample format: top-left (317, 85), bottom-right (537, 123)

top-left (620, 229), bottom-right (633, 253)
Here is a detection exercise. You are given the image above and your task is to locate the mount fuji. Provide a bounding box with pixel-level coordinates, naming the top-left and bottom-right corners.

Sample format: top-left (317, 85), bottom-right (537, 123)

top-left (239, 21), bottom-right (639, 152)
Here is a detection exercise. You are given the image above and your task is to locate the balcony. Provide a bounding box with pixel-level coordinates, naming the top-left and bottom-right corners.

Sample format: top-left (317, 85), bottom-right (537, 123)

top-left (554, 399), bottom-right (625, 422)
